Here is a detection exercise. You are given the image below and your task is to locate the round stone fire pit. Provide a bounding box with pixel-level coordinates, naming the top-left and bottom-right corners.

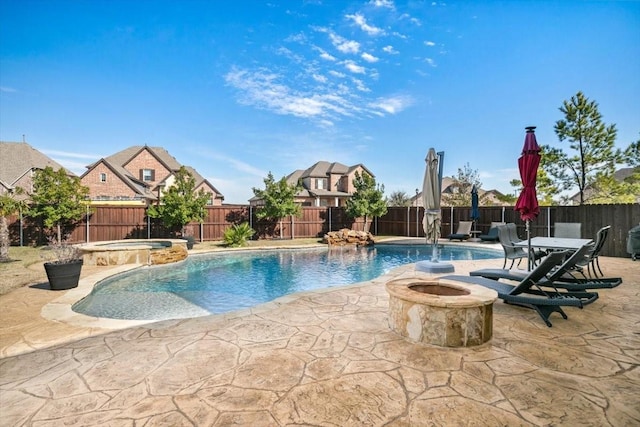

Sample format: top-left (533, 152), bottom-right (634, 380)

top-left (386, 277), bottom-right (497, 347)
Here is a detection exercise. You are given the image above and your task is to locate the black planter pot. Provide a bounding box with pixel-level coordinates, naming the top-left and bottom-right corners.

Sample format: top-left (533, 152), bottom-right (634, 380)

top-left (185, 236), bottom-right (195, 250)
top-left (44, 259), bottom-right (83, 290)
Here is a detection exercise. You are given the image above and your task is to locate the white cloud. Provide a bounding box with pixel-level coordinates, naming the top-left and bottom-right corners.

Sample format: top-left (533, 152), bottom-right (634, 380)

top-left (328, 32), bottom-right (360, 54)
top-left (315, 47), bottom-right (337, 61)
top-left (369, 0), bottom-right (395, 9)
top-left (0, 86), bottom-right (17, 93)
top-left (361, 52), bottom-right (379, 63)
top-left (345, 13), bottom-right (384, 36)
top-left (425, 57), bottom-right (437, 67)
top-left (344, 60), bottom-right (366, 74)
top-left (202, 151), bottom-right (266, 178)
top-left (383, 45), bottom-right (399, 55)
top-left (225, 67), bottom-right (361, 122)
top-left (313, 73), bottom-right (327, 83)
top-left (369, 95), bottom-right (414, 115)
top-left (329, 70), bottom-right (346, 78)
top-left (424, 40), bottom-right (436, 46)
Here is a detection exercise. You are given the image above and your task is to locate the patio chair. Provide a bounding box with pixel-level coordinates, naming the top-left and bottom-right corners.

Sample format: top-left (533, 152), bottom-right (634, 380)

top-left (554, 222), bottom-right (582, 238)
top-left (580, 225), bottom-right (611, 277)
top-left (479, 221), bottom-right (505, 243)
top-left (496, 224), bottom-right (543, 269)
top-left (447, 221), bottom-right (473, 241)
top-left (469, 243), bottom-right (622, 291)
top-left (442, 251), bottom-right (599, 327)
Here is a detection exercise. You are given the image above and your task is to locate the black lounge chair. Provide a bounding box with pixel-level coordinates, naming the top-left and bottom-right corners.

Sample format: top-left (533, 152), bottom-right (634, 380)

top-left (479, 222), bottom-right (504, 243)
top-left (469, 243), bottom-right (622, 291)
top-left (442, 251), bottom-right (599, 327)
top-left (447, 221), bottom-right (473, 241)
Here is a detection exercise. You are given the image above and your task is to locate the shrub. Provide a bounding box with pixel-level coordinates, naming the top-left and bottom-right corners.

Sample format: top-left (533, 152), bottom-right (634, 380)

top-left (223, 223), bottom-right (255, 247)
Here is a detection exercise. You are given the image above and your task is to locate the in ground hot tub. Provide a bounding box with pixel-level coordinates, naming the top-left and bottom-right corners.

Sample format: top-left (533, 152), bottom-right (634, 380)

top-left (386, 277), bottom-right (497, 347)
top-left (80, 239), bottom-right (189, 266)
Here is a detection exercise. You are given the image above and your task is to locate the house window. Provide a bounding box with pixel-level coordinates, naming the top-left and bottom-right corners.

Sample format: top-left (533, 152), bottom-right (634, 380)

top-left (99, 173), bottom-right (107, 182)
top-left (207, 194), bottom-right (214, 206)
top-left (316, 178), bottom-right (326, 190)
top-left (141, 169), bottom-right (155, 182)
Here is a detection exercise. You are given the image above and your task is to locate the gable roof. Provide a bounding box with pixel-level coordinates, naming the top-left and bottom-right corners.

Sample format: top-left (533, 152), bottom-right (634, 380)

top-left (82, 158), bottom-right (158, 200)
top-left (183, 166), bottom-right (224, 198)
top-left (299, 161), bottom-right (374, 179)
top-left (98, 145), bottom-right (182, 172)
top-left (0, 141), bottom-right (74, 188)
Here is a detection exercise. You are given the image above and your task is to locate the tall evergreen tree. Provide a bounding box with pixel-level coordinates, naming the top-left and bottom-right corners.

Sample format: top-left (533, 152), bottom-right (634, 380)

top-left (542, 91), bottom-right (619, 205)
top-left (345, 171), bottom-right (387, 233)
top-left (252, 172), bottom-right (302, 239)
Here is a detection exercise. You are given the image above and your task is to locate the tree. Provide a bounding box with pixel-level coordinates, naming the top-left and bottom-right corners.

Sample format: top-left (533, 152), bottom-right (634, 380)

top-left (386, 190), bottom-right (411, 207)
top-left (147, 166), bottom-right (211, 237)
top-left (542, 91), bottom-right (619, 205)
top-left (29, 167), bottom-right (90, 244)
top-left (345, 171), bottom-right (387, 233)
top-left (252, 172), bottom-right (302, 239)
top-left (510, 165), bottom-right (559, 206)
top-left (443, 163), bottom-right (481, 207)
top-left (0, 188), bottom-right (28, 261)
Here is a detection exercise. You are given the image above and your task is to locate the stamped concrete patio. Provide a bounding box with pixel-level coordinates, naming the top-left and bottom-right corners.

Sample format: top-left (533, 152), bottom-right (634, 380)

top-left (1, 241), bottom-right (638, 426)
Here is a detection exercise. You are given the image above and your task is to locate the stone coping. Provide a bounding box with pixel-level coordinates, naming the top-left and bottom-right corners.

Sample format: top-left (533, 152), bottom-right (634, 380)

top-left (385, 276), bottom-right (497, 308)
top-left (80, 238), bottom-right (187, 251)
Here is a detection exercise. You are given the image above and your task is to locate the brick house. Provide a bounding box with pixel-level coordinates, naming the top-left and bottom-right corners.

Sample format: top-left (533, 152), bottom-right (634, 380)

top-left (0, 141), bottom-right (74, 198)
top-left (250, 161), bottom-right (375, 207)
top-left (81, 145), bottom-right (224, 206)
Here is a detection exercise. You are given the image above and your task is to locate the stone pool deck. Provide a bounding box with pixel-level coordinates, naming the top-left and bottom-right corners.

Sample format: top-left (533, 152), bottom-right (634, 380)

top-left (0, 240), bottom-right (638, 426)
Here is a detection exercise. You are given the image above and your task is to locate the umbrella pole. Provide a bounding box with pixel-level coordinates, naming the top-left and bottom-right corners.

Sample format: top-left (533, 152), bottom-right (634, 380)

top-left (526, 220), bottom-right (532, 271)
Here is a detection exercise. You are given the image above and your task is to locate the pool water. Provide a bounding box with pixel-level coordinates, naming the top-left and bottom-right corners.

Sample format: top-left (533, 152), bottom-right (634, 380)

top-left (72, 244), bottom-right (500, 320)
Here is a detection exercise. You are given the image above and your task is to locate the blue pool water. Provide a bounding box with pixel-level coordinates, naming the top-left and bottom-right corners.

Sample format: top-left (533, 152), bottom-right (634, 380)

top-left (72, 244), bottom-right (501, 321)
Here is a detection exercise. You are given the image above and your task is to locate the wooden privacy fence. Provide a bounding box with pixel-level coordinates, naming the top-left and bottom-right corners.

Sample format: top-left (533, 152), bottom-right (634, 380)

top-left (7, 203), bottom-right (639, 258)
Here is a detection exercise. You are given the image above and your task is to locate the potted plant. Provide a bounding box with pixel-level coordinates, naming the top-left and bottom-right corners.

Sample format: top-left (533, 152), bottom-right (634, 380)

top-left (42, 236), bottom-right (84, 290)
top-left (28, 167), bottom-right (90, 290)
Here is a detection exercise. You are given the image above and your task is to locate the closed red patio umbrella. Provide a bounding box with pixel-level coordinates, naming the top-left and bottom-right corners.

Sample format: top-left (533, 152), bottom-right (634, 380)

top-left (514, 126), bottom-right (541, 270)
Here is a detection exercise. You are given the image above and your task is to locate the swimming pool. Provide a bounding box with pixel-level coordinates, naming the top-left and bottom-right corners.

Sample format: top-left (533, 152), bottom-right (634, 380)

top-left (72, 244), bottom-right (501, 320)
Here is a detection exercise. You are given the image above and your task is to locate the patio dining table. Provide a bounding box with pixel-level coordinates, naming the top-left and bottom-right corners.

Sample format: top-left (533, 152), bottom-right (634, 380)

top-left (514, 237), bottom-right (593, 270)
top-left (514, 237), bottom-right (593, 251)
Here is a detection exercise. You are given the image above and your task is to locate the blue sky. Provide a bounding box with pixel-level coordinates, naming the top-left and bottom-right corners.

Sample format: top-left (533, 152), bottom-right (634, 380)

top-left (1, 0), bottom-right (638, 204)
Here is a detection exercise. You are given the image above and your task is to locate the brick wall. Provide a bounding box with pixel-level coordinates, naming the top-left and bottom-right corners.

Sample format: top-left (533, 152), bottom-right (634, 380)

top-left (82, 162), bottom-right (138, 199)
top-left (123, 149), bottom-right (172, 187)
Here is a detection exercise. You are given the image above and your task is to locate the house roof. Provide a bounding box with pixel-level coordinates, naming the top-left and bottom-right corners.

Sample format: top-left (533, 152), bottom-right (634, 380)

top-left (183, 165), bottom-right (224, 198)
top-left (98, 145), bottom-right (182, 172)
top-left (0, 141), bottom-right (74, 188)
top-left (82, 158), bottom-right (158, 200)
top-left (299, 161), bottom-right (374, 179)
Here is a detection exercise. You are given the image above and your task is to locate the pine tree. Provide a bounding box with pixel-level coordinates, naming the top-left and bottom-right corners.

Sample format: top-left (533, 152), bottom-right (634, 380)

top-left (543, 91), bottom-right (619, 205)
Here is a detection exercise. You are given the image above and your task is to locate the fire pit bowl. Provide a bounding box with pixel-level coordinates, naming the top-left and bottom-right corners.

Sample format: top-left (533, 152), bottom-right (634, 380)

top-left (386, 277), bottom-right (497, 347)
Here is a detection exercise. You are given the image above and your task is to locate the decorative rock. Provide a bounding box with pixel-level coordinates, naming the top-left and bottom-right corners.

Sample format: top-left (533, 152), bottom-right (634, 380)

top-left (323, 228), bottom-right (375, 246)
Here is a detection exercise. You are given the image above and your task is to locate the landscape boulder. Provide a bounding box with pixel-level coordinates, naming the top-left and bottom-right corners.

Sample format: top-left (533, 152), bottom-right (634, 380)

top-left (323, 229), bottom-right (375, 246)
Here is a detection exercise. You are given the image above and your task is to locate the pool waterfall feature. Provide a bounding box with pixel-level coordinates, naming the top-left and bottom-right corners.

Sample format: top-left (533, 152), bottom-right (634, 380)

top-left (80, 239), bottom-right (189, 266)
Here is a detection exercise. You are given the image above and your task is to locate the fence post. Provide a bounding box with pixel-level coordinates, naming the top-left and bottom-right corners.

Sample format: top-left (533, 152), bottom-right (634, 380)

top-left (19, 207), bottom-right (23, 247)
top-left (547, 207), bottom-right (551, 237)
top-left (291, 215), bottom-right (294, 240)
top-left (450, 206), bottom-right (454, 235)
top-left (200, 222), bottom-right (203, 242)
top-left (85, 204), bottom-right (90, 243)
top-left (406, 206), bottom-right (410, 237)
top-left (328, 207), bottom-right (332, 232)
